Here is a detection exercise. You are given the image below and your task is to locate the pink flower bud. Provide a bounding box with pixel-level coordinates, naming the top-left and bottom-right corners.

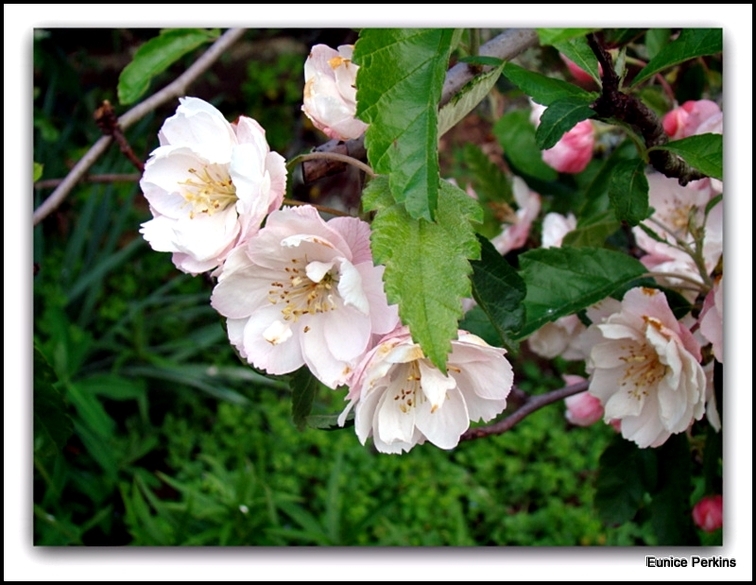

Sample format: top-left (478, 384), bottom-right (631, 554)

top-left (565, 390), bottom-right (604, 427)
top-left (692, 495), bottom-right (723, 532)
top-left (662, 100), bottom-right (722, 140)
top-left (560, 54), bottom-right (601, 86)
top-left (542, 119), bottom-right (595, 173)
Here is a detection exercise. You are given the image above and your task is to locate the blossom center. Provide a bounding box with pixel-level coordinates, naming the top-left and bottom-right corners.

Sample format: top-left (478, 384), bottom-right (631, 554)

top-left (618, 341), bottom-right (667, 398)
top-left (180, 164), bottom-right (237, 218)
top-left (393, 361), bottom-right (423, 414)
top-left (268, 258), bottom-right (338, 322)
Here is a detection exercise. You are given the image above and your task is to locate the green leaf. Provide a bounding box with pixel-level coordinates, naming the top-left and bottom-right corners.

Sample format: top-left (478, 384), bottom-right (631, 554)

top-left (493, 109), bottom-right (558, 182)
top-left (650, 133), bottom-right (723, 181)
top-left (457, 55), bottom-right (505, 67)
top-left (561, 210), bottom-right (621, 248)
top-left (364, 177), bottom-right (482, 372)
top-left (608, 159), bottom-right (650, 226)
top-left (644, 28), bottom-right (671, 60)
top-left (459, 305), bottom-right (503, 347)
top-left (34, 346), bottom-right (73, 457)
top-left (553, 36), bottom-right (600, 83)
top-left (470, 235), bottom-right (526, 348)
top-left (306, 413), bottom-right (354, 431)
top-left (462, 144), bottom-right (513, 239)
top-left (438, 62), bottom-right (504, 136)
top-left (117, 28), bottom-right (220, 105)
top-left (289, 367), bottom-right (320, 432)
top-left (534, 96), bottom-right (595, 150)
top-left (595, 435), bottom-right (657, 526)
top-left (648, 434), bottom-right (699, 545)
top-left (502, 62), bottom-right (595, 106)
top-left (537, 28), bottom-right (597, 46)
top-left (516, 247), bottom-right (647, 339)
top-left (631, 28), bottom-right (722, 88)
top-left (354, 29), bottom-right (455, 222)
top-left (33, 161), bottom-right (44, 182)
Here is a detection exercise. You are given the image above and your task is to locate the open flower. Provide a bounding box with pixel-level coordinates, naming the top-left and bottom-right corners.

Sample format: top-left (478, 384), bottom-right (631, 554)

top-left (210, 205), bottom-right (398, 389)
top-left (584, 287), bottom-right (707, 448)
top-left (339, 328), bottom-right (514, 454)
top-left (139, 97), bottom-right (286, 275)
top-left (302, 44), bottom-right (368, 141)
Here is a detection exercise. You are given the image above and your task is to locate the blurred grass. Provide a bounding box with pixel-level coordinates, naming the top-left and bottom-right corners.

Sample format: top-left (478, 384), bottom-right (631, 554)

top-left (32, 28), bottom-right (660, 547)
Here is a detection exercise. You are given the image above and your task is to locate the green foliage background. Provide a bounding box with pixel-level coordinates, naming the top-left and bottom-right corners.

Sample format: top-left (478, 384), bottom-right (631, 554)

top-left (32, 28), bottom-right (721, 547)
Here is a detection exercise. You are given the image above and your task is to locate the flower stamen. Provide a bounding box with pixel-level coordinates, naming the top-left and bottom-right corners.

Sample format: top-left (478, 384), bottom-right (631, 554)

top-left (180, 164), bottom-right (237, 218)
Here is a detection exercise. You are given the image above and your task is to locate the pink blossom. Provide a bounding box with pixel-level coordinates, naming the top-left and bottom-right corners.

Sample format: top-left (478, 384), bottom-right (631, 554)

top-left (210, 205), bottom-right (399, 389)
top-left (139, 97), bottom-right (286, 275)
top-left (692, 495), bottom-right (723, 532)
top-left (527, 314), bottom-right (586, 361)
top-left (490, 176), bottom-right (541, 255)
top-left (531, 101), bottom-right (595, 174)
top-left (699, 276), bottom-right (723, 363)
top-left (302, 44), bottom-right (368, 141)
top-left (541, 212), bottom-right (577, 248)
top-left (584, 287), bottom-right (707, 448)
top-left (339, 328), bottom-right (513, 454)
top-left (663, 100), bottom-right (722, 140)
top-left (563, 375), bottom-right (604, 426)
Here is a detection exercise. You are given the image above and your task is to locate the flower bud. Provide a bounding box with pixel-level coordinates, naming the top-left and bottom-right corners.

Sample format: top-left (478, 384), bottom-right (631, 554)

top-left (692, 495), bottom-right (723, 532)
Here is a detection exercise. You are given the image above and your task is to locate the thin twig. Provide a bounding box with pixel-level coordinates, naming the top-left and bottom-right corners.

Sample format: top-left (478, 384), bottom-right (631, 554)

top-left (281, 198), bottom-right (350, 217)
top-left (33, 28), bottom-right (247, 226)
top-left (292, 152), bottom-right (375, 178)
top-left (34, 173), bottom-right (140, 190)
top-left (302, 28), bottom-right (539, 184)
top-left (94, 100), bottom-right (144, 172)
top-left (460, 379), bottom-right (590, 441)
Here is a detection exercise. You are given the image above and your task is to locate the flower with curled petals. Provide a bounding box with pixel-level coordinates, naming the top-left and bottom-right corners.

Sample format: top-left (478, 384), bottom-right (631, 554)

top-left (584, 287), bottom-right (706, 448)
top-left (210, 205), bottom-right (398, 389)
top-left (139, 97), bottom-right (286, 275)
top-left (338, 328), bottom-right (513, 454)
top-left (302, 44), bottom-right (368, 141)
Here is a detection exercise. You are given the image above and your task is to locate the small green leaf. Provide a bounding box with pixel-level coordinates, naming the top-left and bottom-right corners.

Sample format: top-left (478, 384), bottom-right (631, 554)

top-left (34, 346), bottom-right (73, 457)
top-left (645, 28), bottom-right (671, 60)
top-left (561, 210), bottom-right (621, 248)
top-left (608, 159), bottom-right (650, 226)
top-left (33, 162), bottom-right (44, 182)
top-left (534, 96), bottom-right (595, 150)
top-left (650, 133), bottom-right (723, 181)
top-left (306, 413), bottom-right (354, 431)
top-left (537, 28), bottom-right (598, 46)
top-left (364, 177), bottom-right (482, 372)
top-left (516, 247), bottom-right (647, 338)
top-left (118, 28), bottom-right (220, 105)
top-left (631, 28), bottom-right (722, 88)
top-left (290, 367), bottom-right (320, 432)
top-left (493, 109), bottom-right (558, 182)
top-left (595, 435), bottom-right (657, 526)
top-left (470, 235), bottom-right (526, 348)
top-left (553, 36), bottom-right (600, 83)
top-left (438, 62), bottom-right (504, 136)
top-left (354, 29), bottom-right (455, 222)
top-left (503, 62), bottom-right (595, 106)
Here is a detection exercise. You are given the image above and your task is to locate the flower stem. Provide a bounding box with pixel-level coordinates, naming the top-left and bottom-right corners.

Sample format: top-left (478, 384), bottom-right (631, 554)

top-left (289, 152), bottom-right (376, 178)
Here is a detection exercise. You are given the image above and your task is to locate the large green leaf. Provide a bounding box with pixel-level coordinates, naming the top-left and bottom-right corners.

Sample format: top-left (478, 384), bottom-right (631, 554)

top-left (650, 133), bottom-right (723, 181)
top-left (534, 96), bottom-right (595, 150)
top-left (364, 177), bottom-right (482, 372)
top-left (470, 235), bottom-right (526, 348)
top-left (594, 435), bottom-right (658, 526)
top-left (118, 28), bottom-right (220, 105)
top-left (553, 36), bottom-right (601, 83)
top-left (608, 159), bottom-right (650, 226)
top-left (493, 109), bottom-right (558, 182)
top-left (561, 210), bottom-right (621, 248)
top-left (438, 62), bottom-right (504, 136)
top-left (631, 28), bottom-right (722, 88)
top-left (502, 62), bottom-right (595, 106)
top-left (516, 247), bottom-right (647, 338)
top-left (354, 29), bottom-right (455, 222)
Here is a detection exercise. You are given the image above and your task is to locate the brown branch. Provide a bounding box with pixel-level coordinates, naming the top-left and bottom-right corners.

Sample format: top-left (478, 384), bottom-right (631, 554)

top-left (586, 33), bottom-right (707, 186)
top-left (33, 28), bottom-right (247, 227)
top-left (302, 28), bottom-right (539, 184)
top-left (94, 100), bottom-right (144, 172)
top-left (460, 379), bottom-right (590, 442)
top-left (34, 173), bottom-right (140, 190)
